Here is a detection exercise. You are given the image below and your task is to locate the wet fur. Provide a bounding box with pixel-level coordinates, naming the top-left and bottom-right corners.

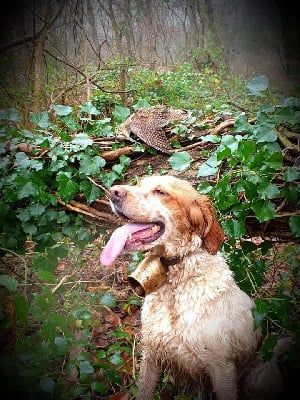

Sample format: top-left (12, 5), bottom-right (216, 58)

top-left (108, 175), bottom-right (287, 400)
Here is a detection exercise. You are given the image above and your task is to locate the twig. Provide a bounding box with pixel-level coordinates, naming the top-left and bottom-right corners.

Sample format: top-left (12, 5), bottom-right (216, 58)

top-left (87, 176), bottom-right (110, 197)
top-left (101, 146), bottom-right (137, 161)
top-left (57, 198), bottom-right (116, 222)
top-left (209, 119), bottom-right (235, 135)
top-left (51, 274), bottom-right (72, 293)
top-left (170, 141), bottom-right (211, 153)
top-left (276, 129), bottom-right (300, 153)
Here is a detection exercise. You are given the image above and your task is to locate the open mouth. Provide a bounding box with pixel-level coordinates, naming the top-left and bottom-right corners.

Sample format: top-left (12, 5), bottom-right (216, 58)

top-left (113, 205), bottom-right (165, 248)
top-left (125, 221), bottom-right (165, 249)
top-left (100, 205), bottom-right (165, 267)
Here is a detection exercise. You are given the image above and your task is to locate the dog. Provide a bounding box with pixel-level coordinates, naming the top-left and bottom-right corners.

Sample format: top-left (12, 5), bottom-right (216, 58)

top-left (100, 175), bottom-right (287, 400)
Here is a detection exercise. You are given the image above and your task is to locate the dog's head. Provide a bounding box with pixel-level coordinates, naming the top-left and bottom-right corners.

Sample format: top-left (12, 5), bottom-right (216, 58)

top-left (100, 175), bottom-right (224, 266)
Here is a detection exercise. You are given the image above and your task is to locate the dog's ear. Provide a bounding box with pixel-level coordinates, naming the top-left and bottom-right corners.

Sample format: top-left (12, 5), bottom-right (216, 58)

top-left (188, 196), bottom-right (224, 255)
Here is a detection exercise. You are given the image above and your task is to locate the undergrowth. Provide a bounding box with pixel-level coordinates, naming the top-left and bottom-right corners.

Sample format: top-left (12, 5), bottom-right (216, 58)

top-left (0, 67), bottom-right (299, 399)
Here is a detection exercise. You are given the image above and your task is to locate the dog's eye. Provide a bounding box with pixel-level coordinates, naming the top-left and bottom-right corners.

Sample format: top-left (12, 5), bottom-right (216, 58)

top-left (153, 189), bottom-right (167, 196)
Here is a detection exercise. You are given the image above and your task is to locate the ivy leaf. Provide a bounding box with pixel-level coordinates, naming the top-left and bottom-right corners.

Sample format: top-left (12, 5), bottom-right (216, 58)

top-left (78, 154), bottom-right (106, 175)
top-left (289, 216), bottom-right (300, 237)
top-left (56, 173), bottom-right (79, 202)
top-left (200, 134), bottom-right (221, 143)
top-left (252, 298), bottom-right (269, 329)
top-left (79, 360), bottom-right (94, 374)
top-left (0, 274), bottom-right (18, 292)
top-left (100, 292), bottom-right (117, 308)
top-left (263, 151), bottom-right (283, 170)
top-left (70, 133), bottom-right (93, 151)
top-left (108, 351), bottom-right (124, 366)
top-left (46, 243), bottom-right (69, 259)
top-left (197, 153), bottom-right (221, 177)
top-left (17, 208), bottom-right (31, 221)
top-left (52, 104), bottom-right (73, 116)
top-left (197, 163), bottom-right (218, 177)
top-left (168, 151), bottom-right (191, 171)
top-left (80, 180), bottom-right (104, 203)
top-left (29, 203), bottom-right (46, 217)
top-left (80, 101), bottom-right (100, 115)
top-left (100, 171), bottom-right (119, 189)
top-left (30, 111), bottom-right (50, 128)
top-left (241, 241), bottom-right (258, 254)
top-left (246, 75), bottom-right (269, 96)
top-left (284, 167), bottom-right (300, 182)
top-left (113, 105), bottom-right (130, 123)
top-left (197, 182), bottom-right (213, 194)
top-left (257, 180), bottom-right (280, 199)
top-left (222, 219), bottom-right (246, 239)
top-left (252, 126), bottom-right (277, 143)
top-left (40, 377), bottom-right (55, 394)
top-left (119, 154), bottom-right (131, 167)
top-left (238, 140), bottom-right (256, 163)
top-left (216, 145), bottom-right (231, 160)
top-left (251, 200), bottom-right (276, 222)
top-left (133, 99), bottom-right (151, 110)
top-left (0, 108), bottom-right (22, 121)
top-left (233, 113), bottom-right (253, 133)
top-left (16, 181), bottom-right (39, 199)
top-left (260, 335), bottom-right (278, 361)
top-left (239, 179), bottom-right (257, 201)
top-left (220, 134), bottom-right (241, 152)
top-left (14, 152), bottom-right (43, 171)
top-left (22, 222), bottom-right (38, 235)
top-left (60, 114), bottom-right (79, 131)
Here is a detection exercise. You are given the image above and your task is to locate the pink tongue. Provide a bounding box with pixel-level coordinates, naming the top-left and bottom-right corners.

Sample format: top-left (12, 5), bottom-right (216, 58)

top-left (100, 223), bottom-right (153, 266)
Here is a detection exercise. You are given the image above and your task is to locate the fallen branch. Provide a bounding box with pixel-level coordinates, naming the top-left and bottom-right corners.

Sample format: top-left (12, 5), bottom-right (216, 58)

top-left (57, 198), bottom-right (116, 222)
top-left (170, 141), bottom-right (212, 152)
top-left (209, 119), bottom-right (235, 135)
top-left (276, 129), bottom-right (300, 153)
top-left (101, 146), bottom-right (137, 161)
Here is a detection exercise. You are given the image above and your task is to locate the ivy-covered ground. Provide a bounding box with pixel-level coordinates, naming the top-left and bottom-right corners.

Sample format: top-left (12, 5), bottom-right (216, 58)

top-left (0, 66), bottom-right (300, 399)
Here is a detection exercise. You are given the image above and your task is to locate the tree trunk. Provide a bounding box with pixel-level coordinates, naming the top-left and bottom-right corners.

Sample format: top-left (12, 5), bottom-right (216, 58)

top-left (32, 0), bottom-right (52, 112)
top-left (108, 0), bottom-right (127, 106)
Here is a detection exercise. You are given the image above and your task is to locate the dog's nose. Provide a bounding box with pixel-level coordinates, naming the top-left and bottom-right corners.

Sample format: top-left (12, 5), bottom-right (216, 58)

top-left (109, 185), bottom-right (127, 200)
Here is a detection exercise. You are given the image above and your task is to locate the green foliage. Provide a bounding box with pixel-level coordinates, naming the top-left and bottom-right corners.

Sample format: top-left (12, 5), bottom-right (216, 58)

top-left (92, 61), bottom-right (262, 114)
top-left (168, 151), bottom-right (191, 171)
top-left (0, 103), bottom-right (134, 254)
top-left (246, 75), bottom-right (269, 96)
top-left (0, 99), bottom-right (138, 398)
top-left (194, 97), bottom-right (300, 349)
top-left (197, 106), bottom-right (299, 230)
top-left (0, 68), bottom-right (299, 399)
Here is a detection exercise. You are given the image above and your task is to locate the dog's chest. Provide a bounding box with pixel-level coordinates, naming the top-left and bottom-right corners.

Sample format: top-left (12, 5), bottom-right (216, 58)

top-left (140, 281), bottom-right (216, 373)
top-left (141, 280), bottom-right (208, 345)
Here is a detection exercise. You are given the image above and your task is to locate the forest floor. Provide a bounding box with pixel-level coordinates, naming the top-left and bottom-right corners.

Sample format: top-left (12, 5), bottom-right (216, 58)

top-left (1, 136), bottom-right (299, 400)
top-left (58, 148), bottom-right (299, 398)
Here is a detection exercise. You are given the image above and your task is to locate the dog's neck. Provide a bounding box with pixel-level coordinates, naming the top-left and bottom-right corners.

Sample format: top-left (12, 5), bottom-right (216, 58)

top-left (160, 256), bottom-right (182, 268)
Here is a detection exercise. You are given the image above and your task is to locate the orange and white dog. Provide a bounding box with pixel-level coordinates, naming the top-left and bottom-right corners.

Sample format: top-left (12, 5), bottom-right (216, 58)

top-left (101, 175), bottom-right (287, 400)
